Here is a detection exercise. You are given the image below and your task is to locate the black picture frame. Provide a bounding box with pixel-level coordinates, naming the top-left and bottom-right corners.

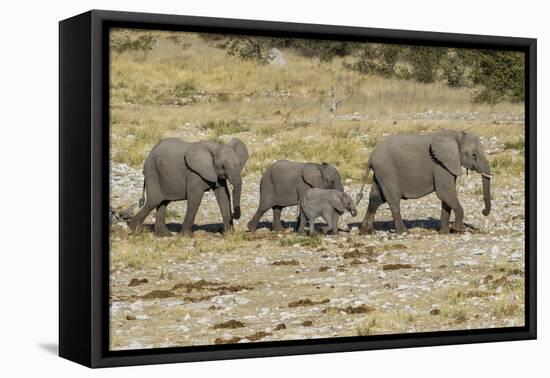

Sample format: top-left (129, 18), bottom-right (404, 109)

top-left (59, 9), bottom-right (537, 368)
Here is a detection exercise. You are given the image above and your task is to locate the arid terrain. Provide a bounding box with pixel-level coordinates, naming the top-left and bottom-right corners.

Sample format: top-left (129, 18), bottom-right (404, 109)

top-left (108, 30), bottom-right (525, 350)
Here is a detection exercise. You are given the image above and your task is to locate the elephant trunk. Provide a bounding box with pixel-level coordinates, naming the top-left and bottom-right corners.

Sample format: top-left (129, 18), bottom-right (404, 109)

top-left (478, 156), bottom-right (491, 216)
top-left (230, 178), bottom-right (242, 220)
top-left (482, 175), bottom-right (491, 216)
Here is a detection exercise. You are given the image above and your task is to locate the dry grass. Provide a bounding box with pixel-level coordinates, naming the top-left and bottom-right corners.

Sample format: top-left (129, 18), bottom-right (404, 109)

top-left (110, 29), bottom-right (525, 180)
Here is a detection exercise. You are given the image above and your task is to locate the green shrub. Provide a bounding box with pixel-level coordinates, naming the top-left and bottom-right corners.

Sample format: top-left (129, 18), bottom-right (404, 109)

top-left (350, 44), bottom-right (402, 77)
top-left (468, 50), bottom-right (525, 103)
top-left (442, 52), bottom-right (466, 87)
top-left (111, 30), bottom-right (157, 55)
top-left (402, 46), bottom-right (446, 83)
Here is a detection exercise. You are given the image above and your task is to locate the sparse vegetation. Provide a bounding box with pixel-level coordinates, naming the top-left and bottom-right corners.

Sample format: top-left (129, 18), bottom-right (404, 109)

top-left (109, 29), bottom-right (525, 350)
top-left (201, 119), bottom-right (250, 137)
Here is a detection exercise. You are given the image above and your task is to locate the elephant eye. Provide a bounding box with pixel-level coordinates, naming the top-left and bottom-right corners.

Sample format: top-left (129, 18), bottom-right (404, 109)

top-left (472, 153), bottom-right (477, 159)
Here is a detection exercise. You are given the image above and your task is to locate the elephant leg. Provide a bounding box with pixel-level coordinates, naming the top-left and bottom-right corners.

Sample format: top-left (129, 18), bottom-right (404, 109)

top-left (332, 213), bottom-right (339, 234)
top-left (359, 182), bottom-right (385, 235)
top-left (389, 202), bottom-right (406, 234)
top-left (247, 200), bottom-right (271, 232)
top-left (181, 190), bottom-right (205, 236)
top-left (129, 198), bottom-right (158, 232)
top-left (154, 200), bottom-right (172, 237)
top-left (272, 206), bottom-right (284, 232)
top-left (376, 177), bottom-right (406, 234)
top-left (435, 176), bottom-right (464, 232)
top-left (439, 201), bottom-right (452, 234)
top-left (307, 216), bottom-right (316, 236)
top-left (214, 186), bottom-right (233, 234)
top-left (297, 207), bottom-right (307, 233)
top-left (321, 209), bottom-right (334, 235)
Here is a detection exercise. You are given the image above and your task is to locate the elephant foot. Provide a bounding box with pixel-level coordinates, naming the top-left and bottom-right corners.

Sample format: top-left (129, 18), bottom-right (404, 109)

top-left (180, 227), bottom-right (193, 237)
top-left (451, 224), bottom-right (465, 233)
top-left (128, 219), bottom-right (141, 232)
top-left (272, 224), bottom-right (284, 232)
top-left (439, 227), bottom-right (450, 234)
top-left (322, 227), bottom-right (334, 235)
top-left (394, 227), bottom-right (408, 234)
top-left (359, 226), bottom-right (374, 235)
top-left (154, 227), bottom-right (172, 237)
top-left (222, 224), bottom-right (235, 234)
top-left (246, 222), bottom-right (257, 233)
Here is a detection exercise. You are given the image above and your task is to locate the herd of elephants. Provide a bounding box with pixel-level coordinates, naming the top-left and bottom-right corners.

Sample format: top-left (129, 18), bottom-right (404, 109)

top-left (127, 129), bottom-right (492, 237)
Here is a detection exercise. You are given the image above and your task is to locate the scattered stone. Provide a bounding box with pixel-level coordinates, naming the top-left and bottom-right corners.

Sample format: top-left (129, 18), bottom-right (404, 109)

top-left (274, 323), bottom-right (286, 330)
top-left (430, 309), bottom-right (441, 316)
top-left (267, 48), bottom-right (286, 66)
top-left (126, 314), bottom-right (136, 320)
top-left (301, 320), bottom-right (313, 327)
top-left (319, 266), bottom-right (329, 272)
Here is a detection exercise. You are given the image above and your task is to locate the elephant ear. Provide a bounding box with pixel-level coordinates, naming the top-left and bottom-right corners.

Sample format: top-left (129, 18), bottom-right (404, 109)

top-left (302, 164), bottom-right (323, 188)
top-left (330, 192), bottom-right (346, 213)
top-left (431, 135), bottom-right (462, 177)
top-left (227, 138), bottom-right (249, 168)
top-left (184, 144), bottom-right (218, 183)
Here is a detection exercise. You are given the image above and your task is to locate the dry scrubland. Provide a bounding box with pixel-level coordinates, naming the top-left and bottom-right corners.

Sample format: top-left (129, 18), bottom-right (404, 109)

top-left (109, 30), bottom-right (525, 350)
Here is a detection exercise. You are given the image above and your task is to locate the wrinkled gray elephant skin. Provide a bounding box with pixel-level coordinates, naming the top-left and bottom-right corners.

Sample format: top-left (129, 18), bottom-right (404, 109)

top-left (300, 188), bottom-right (357, 235)
top-left (358, 130), bottom-right (491, 235)
top-left (247, 160), bottom-right (344, 232)
top-left (129, 137), bottom-right (248, 236)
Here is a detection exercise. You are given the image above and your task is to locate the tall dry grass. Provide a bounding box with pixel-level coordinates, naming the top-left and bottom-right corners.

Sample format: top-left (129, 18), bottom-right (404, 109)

top-left (110, 29), bottom-right (525, 180)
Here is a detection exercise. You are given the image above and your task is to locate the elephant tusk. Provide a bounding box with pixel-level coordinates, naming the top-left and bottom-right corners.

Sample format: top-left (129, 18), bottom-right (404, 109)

top-left (481, 173), bottom-right (492, 179)
top-left (228, 182), bottom-right (234, 192)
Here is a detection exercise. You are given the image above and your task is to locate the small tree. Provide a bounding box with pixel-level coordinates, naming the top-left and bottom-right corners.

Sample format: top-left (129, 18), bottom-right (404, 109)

top-left (223, 36), bottom-right (273, 64)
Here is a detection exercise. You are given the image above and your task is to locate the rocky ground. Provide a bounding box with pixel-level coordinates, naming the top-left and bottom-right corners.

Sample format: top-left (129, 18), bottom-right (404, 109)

top-left (109, 146), bottom-right (525, 350)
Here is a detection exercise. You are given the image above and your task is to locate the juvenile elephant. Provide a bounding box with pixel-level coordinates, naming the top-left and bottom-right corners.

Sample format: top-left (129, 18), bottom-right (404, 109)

top-left (358, 130), bottom-right (491, 234)
top-left (129, 137), bottom-right (248, 236)
top-left (300, 188), bottom-right (357, 235)
top-left (247, 160), bottom-right (344, 232)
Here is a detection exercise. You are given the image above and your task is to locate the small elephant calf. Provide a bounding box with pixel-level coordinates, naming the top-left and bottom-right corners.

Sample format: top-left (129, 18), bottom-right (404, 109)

top-left (300, 188), bottom-right (357, 235)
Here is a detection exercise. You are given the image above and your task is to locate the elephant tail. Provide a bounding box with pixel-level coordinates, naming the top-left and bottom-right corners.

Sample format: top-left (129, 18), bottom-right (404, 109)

top-left (356, 158), bottom-right (373, 205)
top-left (138, 178), bottom-right (146, 208)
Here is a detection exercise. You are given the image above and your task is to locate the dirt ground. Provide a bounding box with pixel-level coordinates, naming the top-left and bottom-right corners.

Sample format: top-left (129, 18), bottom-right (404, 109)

top-left (109, 157), bottom-right (525, 350)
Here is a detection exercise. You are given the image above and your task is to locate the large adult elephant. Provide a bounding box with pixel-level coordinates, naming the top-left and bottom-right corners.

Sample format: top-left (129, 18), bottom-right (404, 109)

top-left (357, 130), bottom-right (491, 234)
top-left (129, 137), bottom-right (248, 236)
top-left (247, 160), bottom-right (344, 232)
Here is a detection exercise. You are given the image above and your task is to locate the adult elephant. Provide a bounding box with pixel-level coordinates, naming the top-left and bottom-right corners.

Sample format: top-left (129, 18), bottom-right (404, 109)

top-left (129, 137), bottom-right (248, 236)
top-left (357, 130), bottom-right (491, 234)
top-left (247, 160), bottom-right (344, 232)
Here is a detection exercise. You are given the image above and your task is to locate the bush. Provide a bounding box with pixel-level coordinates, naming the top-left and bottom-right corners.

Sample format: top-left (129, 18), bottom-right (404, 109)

top-left (351, 44), bottom-right (403, 77)
top-left (468, 50), bottom-right (525, 103)
top-left (402, 46), bottom-right (446, 83)
top-left (442, 51), bottom-right (466, 87)
top-left (111, 30), bottom-right (157, 55)
top-left (223, 36), bottom-right (272, 64)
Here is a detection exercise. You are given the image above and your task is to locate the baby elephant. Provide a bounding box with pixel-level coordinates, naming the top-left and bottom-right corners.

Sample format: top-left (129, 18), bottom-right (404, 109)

top-left (300, 189), bottom-right (357, 235)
